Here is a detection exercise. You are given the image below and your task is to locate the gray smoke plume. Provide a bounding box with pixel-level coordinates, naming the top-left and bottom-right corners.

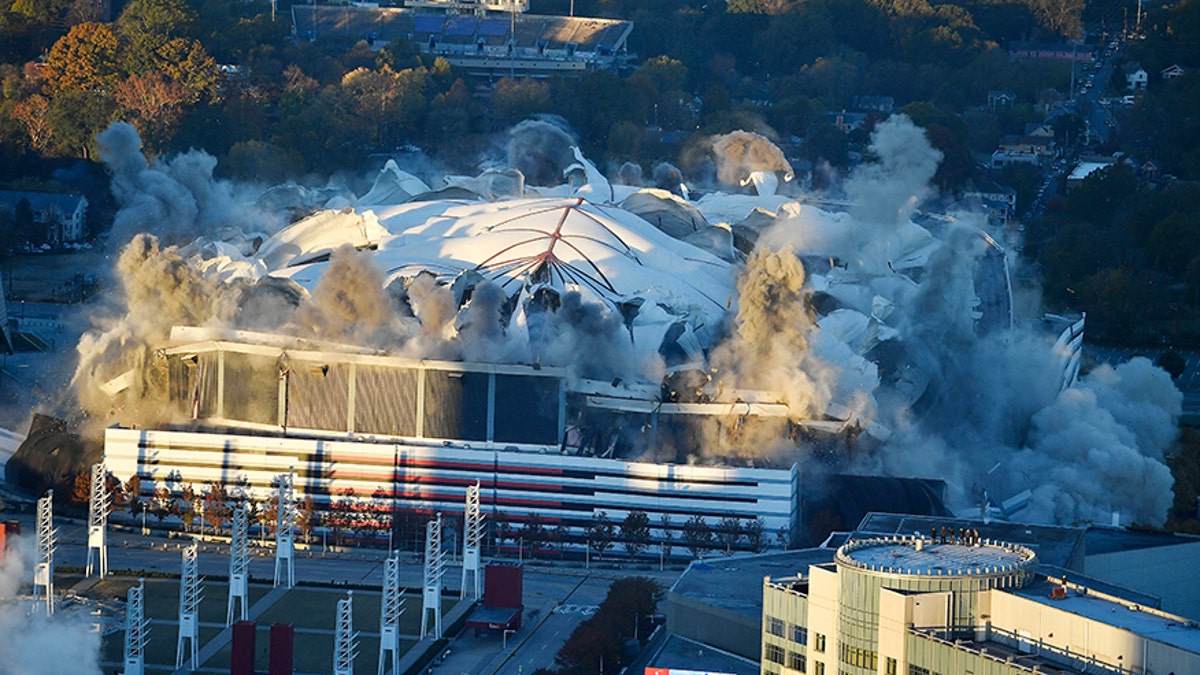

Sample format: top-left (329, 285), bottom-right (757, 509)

top-left (73, 233), bottom-right (228, 422)
top-left (710, 247), bottom-right (828, 418)
top-left (615, 162), bottom-right (644, 186)
top-left (0, 538), bottom-right (102, 675)
top-left (459, 281), bottom-right (526, 363)
top-left (535, 291), bottom-right (637, 381)
top-left (742, 113), bottom-right (1180, 527)
top-left (710, 130), bottom-right (794, 188)
top-left (295, 244), bottom-right (411, 347)
top-left (845, 115), bottom-right (941, 226)
top-left (97, 122), bottom-right (279, 246)
top-left (506, 119), bottom-right (576, 187)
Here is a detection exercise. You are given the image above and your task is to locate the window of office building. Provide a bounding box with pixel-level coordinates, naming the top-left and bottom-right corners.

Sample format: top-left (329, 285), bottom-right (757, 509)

top-left (814, 633), bottom-right (826, 653)
top-left (788, 651), bottom-right (806, 672)
top-left (791, 624), bottom-right (808, 645)
top-left (765, 643), bottom-right (785, 664)
top-left (767, 616), bottom-right (786, 637)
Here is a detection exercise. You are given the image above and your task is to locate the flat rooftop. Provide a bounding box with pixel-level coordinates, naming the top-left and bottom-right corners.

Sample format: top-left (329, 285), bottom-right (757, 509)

top-left (855, 513), bottom-right (1086, 569)
top-left (646, 634), bottom-right (759, 675)
top-left (840, 539), bottom-right (1034, 576)
top-left (670, 549), bottom-right (835, 620)
top-left (1016, 577), bottom-right (1200, 653)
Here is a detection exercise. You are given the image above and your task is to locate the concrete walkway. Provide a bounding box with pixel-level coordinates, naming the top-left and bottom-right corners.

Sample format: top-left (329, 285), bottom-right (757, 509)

top-left (169, 584), bottom-right (290, 675)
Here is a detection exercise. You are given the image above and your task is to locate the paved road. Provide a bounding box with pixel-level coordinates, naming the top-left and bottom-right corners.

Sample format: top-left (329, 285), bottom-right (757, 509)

top-left (6, 511), bottom-right (683, 675)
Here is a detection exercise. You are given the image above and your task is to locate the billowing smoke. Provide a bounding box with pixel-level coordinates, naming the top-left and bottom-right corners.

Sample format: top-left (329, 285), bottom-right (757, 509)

top-left (735, 113), bottom-right (1181, 526)
top-left (506, 119), bottom-right (576, 187)
top-left (98, 122), bottom-right (280, 246)
top-left (0, 538), bottom-right (102, 674)
top-left (615, 162), bottom-right (644, 186)
top-left (296, 245), bottom-right (410, 347)
top-left (534, 291), bottom-right (637, 381)
top-left (1018, 358), bottom-right (1179, 525)
top-left (68, 117), bottom-right (1183, 530)
top-left (710, 247), bottom-right (827, 418)
top-left (844, 115), bottom-right (941, 226)
top-left (73, 233), bottom-right (227, 423)
top-left (710, 130), bottom-right (794, 188)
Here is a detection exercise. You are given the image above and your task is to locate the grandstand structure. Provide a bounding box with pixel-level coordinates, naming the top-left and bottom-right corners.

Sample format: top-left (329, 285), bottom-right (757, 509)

top-left (291, 4), bottom-right (634, 77)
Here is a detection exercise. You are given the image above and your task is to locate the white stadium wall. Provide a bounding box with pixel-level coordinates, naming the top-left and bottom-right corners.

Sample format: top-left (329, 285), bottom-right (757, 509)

top-left (104, 426), bottom-right (797, 546)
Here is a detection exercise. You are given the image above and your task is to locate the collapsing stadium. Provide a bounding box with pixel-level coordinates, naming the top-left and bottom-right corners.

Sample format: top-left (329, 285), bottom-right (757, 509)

top-left (84, 116), bottom-right (1180, 552)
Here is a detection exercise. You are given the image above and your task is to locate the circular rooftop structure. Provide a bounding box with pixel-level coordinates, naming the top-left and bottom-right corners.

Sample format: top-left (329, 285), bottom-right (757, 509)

top-left (836, 535), bottom-right (1038, 587)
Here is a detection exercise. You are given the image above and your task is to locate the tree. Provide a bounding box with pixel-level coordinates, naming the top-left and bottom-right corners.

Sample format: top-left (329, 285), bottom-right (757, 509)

top-left (115, 70), bottom-right (189, 151)
top-left (47, 88), bottom-right (116, 159)
top-left (11, 94), bottom-right (53, 152)
top-left (118, 0), bottom-right (196, 58)
top-left (297, 495), bottom-right (315, 543)
top-left (202, 482), bottom-right (231, 535)
top-left (716, 515), bottom-right (743, 555)
top-left (521, 513), bottom-right (548, 558)
top-left (492, 77), bottom-right (550, 127)
top-left (126, 475), bottom-right (143, 517)
top-left (151, 486), bottom-right (172, 523)
top-left (682, 514), bottom-right (713, 558)
top-left (658, 514), bottom-right (674, 562)
top-left (745, 517), bottom-right (766, 552)
top-left (45, 22), bottom-right (122, 94)
top-left (179, 483), bottom-right (196, 532)
top-left (588, 511), bottom-right (617, 560)
top-left (620, 510), bottom-right (652, 558)
top-left (71, 470), bottom-right (91, 507)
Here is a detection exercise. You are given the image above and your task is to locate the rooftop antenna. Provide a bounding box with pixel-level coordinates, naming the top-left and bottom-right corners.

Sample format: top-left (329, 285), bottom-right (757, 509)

top-left (226, 501), bottom-right (250, 625)
top-left (377, 553), bottom-right (405, 675)
top-left (273, 469), bottom-right (297, 589)
top-left (176, 543), bottom-right (203, 670)
top-left (86, 462), bottom-right (109, 579)
top-left (421, 513), bottom-right (445, 638)
top-left (33, 489), bottom-right (57, 614)
top-left (333, 591), bottom-right (359, 675)
top-left (461, 481), bottom-right (485, 600)
top-left (124, 578), bottom-right (149, 675)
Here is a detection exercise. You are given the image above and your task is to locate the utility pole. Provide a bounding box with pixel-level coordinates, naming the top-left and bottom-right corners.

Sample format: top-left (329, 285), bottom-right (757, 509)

top-left (33, 490), bottom-right (56, 614)
top-left (86, 463), bottom-right (109, 578)
top-left (124, 579), bottom-right (148, 675)
top-left (333, 591), bottom-right (359, 675)
top-left (176, 544), bottom-right (203, 670)
top-left (226, 502), bottom-right (249, 625)
top-left (461, 482), bottom-right (485, 600)
top-left (421, 513), bottom-right (445, 638)
top-left (274, 469), bottom-right (297, 588)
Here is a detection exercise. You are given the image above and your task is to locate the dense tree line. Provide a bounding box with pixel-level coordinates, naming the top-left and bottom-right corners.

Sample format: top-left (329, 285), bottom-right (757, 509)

top-left (1, 0), bottom-right (1092, 183)
top-left (1028, 165), bottom-right (1200, 345)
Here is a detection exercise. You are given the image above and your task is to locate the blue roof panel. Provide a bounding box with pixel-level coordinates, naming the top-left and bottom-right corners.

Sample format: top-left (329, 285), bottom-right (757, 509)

top-left (413, 15), bottom-right (444, 33)
top-left (478, 19), bottom-right (510, 37)
top-left (445, 16), bottom-right (477, 36)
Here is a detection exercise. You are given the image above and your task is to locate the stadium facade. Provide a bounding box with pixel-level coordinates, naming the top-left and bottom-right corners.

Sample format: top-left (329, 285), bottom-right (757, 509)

top-left (291, 3), bottom-right (634, 77)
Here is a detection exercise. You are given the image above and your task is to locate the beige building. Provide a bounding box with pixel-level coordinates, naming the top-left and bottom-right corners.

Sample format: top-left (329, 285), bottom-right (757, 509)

top-left (762, 535), bottom-right (1200, 675)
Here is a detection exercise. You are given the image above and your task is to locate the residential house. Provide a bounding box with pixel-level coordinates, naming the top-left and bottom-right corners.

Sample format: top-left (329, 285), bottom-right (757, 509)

top-left (1161, 64), bottom-right (1185, 80)
top-left (963, 182), bottom-right (1018, 227)
top-left (991, 134), bottom-right (1054, 168)
top-left (1125, 62), bottom-right (1148, 90)
top-left (826, 111), bottom-right (867, 133)
top-left (851, 95), bottom-right (894, 114)
top-left (987, 89), bottom-right (1016, 110)
top-left (0, 190), bottom-right (88, 245)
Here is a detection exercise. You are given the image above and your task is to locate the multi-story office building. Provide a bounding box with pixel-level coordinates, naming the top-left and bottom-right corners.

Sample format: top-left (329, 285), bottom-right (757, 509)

top-left (762, 534), bottom-right (1200, 675)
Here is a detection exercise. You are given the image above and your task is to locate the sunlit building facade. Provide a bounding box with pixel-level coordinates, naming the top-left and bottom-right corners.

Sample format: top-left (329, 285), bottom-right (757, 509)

top-left (762, 535), bottom-right (1200, 675)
